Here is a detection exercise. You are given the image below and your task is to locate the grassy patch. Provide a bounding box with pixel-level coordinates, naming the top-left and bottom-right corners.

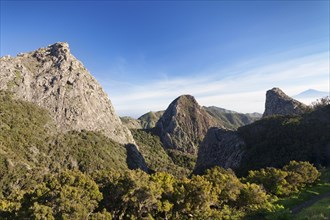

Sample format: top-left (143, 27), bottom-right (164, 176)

top-left (276, 168), bottom-right (330, 209)
top-left (294, 197), bottom-right (330, 220)
top-left (277, 182), bottom-right (330, 209)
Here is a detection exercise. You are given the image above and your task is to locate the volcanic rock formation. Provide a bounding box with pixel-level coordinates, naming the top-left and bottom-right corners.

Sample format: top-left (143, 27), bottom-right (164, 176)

top-left (0, 42), bottom-right (134, 144)
top-left (194, 128), bottom-right (246, 174)
top-left (155, 95), bottom-right (220, 155)
top-left (263, 87), bottom-right (308, 118)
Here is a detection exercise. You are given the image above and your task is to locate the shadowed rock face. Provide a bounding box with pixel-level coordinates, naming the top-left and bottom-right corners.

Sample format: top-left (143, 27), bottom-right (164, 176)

top-left (155, 95), bottom-right (220, 155)
top-left (193, 128), bottom-right (246, 174)
top-left (263, 87), bottom-right (308, 118)
top-left (0, 42), bottom-right (134, 145)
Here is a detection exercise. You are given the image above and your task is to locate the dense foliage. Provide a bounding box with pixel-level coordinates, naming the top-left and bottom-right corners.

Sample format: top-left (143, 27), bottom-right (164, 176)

top-left (0, 91), bottom-right (129, 197)
top-left (204, 106), bottom-right (260, 130)
top-left (131, 129), bottom-right (190, 176)
top-left (0, 90), bottom-right (327, 219)
top-left (244, 161), bottom-right (320, 197)
top-left (0, 161), bottom-right (321, 219)
top-left (238, 105), bottom-right (330, 175)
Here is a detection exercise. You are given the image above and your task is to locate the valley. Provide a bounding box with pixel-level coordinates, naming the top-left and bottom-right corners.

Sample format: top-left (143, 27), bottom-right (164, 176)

top-left (0, 43), bottom-right (329, 219)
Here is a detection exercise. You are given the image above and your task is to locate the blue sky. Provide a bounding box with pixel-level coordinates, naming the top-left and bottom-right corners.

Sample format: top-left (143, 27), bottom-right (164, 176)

top-left (1, 1), bottom-right (329, 117)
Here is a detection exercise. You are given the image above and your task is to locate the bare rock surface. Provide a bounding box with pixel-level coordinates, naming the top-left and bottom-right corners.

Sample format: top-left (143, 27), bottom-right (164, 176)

top-left (155, 95), bottom-right (221, 155)
top-left (263, 87), bottom-right (308, 118)
top-left (194, 128), bottom-right (246, 174)
top-left (0, 42), bottom-right (134, 144)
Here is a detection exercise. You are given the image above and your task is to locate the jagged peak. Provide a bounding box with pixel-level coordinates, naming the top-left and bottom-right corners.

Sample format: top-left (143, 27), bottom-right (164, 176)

top-left (172, 94), bottom-right (199, 107)
top-left (267, 87), bottom-right (290, 98)
top-left (48, 42), bottom-right (70, 57)
top-left (263, 87), bottom-right (308, 117)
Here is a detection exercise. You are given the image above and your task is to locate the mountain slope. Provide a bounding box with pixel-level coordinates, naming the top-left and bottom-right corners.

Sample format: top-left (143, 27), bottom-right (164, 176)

top-left (294, 89), bottom-right (328, 99)
top-left (155, 95), bottom-right (220, 155)
top-left (138, 111), bottom-right (164, 129)
top-left (120, 116), bottom-right (142, 129)
top-left (0, 91), bottom-right (132, 194)
top-left (194, 88), bottom-right (329, 175)
top-left (194, 104), bottom-right (330, 175)
top-left (120, 111), bottom-right (164, 130)
top-left (238, 104), bottom-right (330, 174)
top-left (0, 42), bottom-right (133, 144)
top-left (203, 106), bottom-right (261, 129)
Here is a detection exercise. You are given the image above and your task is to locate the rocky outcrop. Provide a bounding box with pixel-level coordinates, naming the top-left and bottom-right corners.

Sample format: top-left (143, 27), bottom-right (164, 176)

top-left (193, 128), bottom-right (246, 174)
top-left (155, 95), bottom-right (220, 155)
top-left (0, 42), bottom-right (134, 144)
top-left (263, 87), bottom-right (308, 118)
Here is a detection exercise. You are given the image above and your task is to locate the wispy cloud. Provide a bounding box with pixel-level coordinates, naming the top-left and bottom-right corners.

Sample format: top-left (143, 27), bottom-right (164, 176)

top-left (99, 51), bottom-right (329, 118)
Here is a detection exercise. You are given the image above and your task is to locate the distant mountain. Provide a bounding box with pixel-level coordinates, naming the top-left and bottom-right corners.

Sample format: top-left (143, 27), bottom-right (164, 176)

top-left (203, 106), bottom-right (261, 129)
top-left (138, 110), bottom-right (164, 129)
top-left (120, 111), bottom-right (164, 129)
top-left (263, 87), bottom-right (308, 117)
top-left (294, 89), bottom-right (328, 99)
top-left (122, 107), bottom-right (260, 131)
top-left (120, 116), bottom-right (142, 129)
top-left (195, 99), bottom-right (330, 175)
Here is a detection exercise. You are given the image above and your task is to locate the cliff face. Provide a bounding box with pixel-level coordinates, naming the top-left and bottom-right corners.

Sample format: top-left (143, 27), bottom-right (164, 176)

top-left (194, 128), bottom-right (246, 174)
top-left (263, 87), bottom-right (308, 118)
top-left (155, 95), bottom-right (220, 155)
top-left (0, 42), bottom-right (134, 144)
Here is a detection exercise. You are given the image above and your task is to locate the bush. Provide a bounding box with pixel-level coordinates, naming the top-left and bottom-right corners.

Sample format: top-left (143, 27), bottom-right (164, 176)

top-left (245, 161), bottom-right (320, 197)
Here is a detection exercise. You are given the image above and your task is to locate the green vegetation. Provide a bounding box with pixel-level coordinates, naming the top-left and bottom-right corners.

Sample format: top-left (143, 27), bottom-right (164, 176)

top-left (1, 90), bottom-right (329, 219)
top-left (245, 161), bottom-right (320, 197)
top-left (294, 197), bottom-right (330, 220)
top-left (138, 111), bottom-right (164, 129)
top-left (204, 106), bottom-right (260, 130)
top-left (50, 130), bottom-right (128, 174)
top-left (238, 105), bottom-right (330, 175)
top-left (276, 168), bottom-right (330, 209)
top-left (1, 161), bottom-right (323, 219)
top-left (0, 90), bottom-right (129, 197)
top-left (131, 129), bottom-right (191, 176)
top-left (166, 149), bottom-right (196, 171)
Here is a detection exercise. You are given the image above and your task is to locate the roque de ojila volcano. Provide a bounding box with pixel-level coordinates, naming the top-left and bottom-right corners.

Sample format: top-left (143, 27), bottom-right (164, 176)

top-left (155, 94), bottom-right (221, 155)
top-left (0, 42), bottom-right (329, 220)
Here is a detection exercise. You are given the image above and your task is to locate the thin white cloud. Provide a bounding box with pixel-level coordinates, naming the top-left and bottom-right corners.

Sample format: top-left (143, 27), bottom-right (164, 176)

top-left (100, 51), bottom-right (329, 118)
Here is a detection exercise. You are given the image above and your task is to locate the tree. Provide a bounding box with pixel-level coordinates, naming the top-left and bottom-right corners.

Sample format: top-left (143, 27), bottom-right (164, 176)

top-left (15, 170), bottom-right (103, 219)
top-left (172, 175), bottom-right (216, 219)
top-left (283, 161), bottom-right (320, 191)
top-left (245, 168), bottom-right (291, 196)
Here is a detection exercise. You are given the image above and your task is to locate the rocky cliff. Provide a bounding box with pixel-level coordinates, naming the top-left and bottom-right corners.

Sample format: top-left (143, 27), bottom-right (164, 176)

top-left (194, 128), bottom-right (246, 174)
top-left (263, 87), bottom-right (308, 117)
top-left (0, 42), bottom-right (134, 144)
top-left (155, 95), bottom-right (220, 155)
